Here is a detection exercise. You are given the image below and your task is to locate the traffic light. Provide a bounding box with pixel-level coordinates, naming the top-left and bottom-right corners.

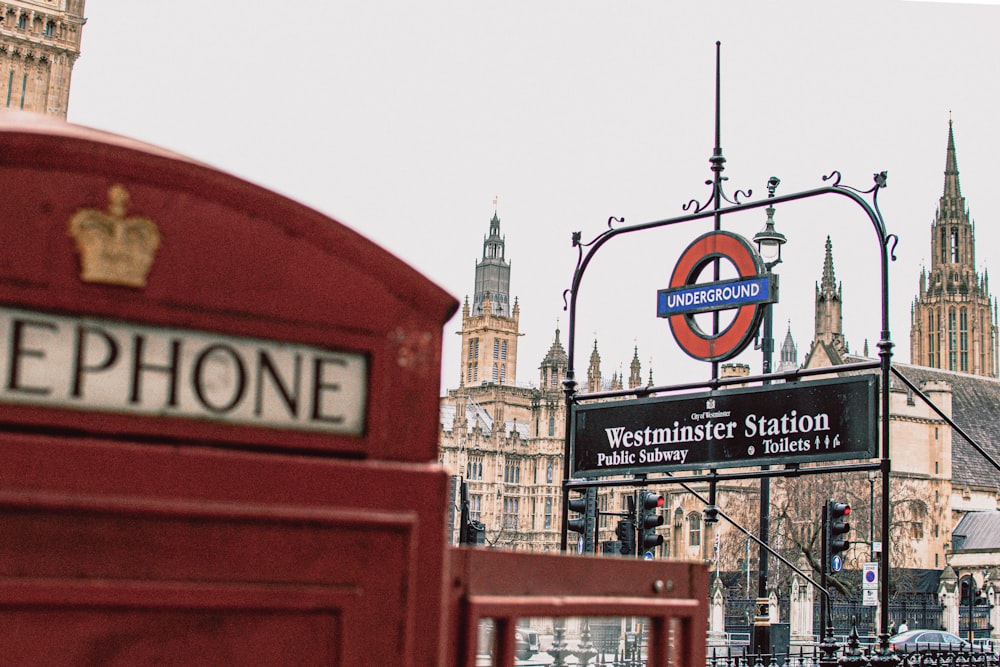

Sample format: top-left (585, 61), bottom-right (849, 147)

top-left (703, 504), bottom-right (719, 524)
top-left (466, 519), bottom-right (486, 545)
top-left (568, 488), bottom-right (597, 553)
top-left (459, 479), bottom-right (486, 546)
top-left (827, 499), bottom-right (851, 566)
top-left (637, 490), bottom-right (665, 556)
top-left (615, 518), bottom-right (635, 556)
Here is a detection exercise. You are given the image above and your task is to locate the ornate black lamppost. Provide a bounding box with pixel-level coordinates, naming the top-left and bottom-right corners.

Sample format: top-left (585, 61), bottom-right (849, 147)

top-left (750, 182), bottom-right (785, 659)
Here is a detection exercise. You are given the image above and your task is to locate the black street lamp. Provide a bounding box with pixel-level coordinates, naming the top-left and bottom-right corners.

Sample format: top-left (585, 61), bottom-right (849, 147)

top-left (750, 178), bottom-right (785, 659)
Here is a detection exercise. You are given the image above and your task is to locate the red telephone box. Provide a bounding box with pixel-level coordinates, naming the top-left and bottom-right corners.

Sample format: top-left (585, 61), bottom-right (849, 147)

top-left (0, 110), bottom-right (458, 665)
top-left (0, 111), bottom-right (707, 666)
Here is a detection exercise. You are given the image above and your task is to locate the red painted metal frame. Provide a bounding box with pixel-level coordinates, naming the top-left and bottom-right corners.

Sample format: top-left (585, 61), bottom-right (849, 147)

top-left (448, 549), bottom-right (709, 667)
top-left (0, 434), bottom-right (451, 665)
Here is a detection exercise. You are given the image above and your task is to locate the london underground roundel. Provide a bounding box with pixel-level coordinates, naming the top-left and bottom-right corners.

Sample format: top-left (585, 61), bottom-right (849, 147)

top-left (656, 230), bottom-right (776, 362)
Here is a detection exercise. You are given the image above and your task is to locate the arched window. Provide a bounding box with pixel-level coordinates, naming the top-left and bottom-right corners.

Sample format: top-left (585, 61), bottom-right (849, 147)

top-left (951, 228), bottom-right (959, 263)
top-left (927, 310), bottom-right (935, 367)
top-left (940, 228), bottom-right (947, 263)
top-left (935, 309), bottom-right (941, 367)
top-left (499, 364), bottom-right (506, 384)
top-left (17, 14), bottom-right (26, 30)
top-left (492, 363), bottom-right (498, 382)
top-left (546, 461), bottom-right (553, 483)
top-left (44, 21), bottom-right (55, 37)
top-left (548, 416), bottom-right (555, 437)
top-left (948, 308), bottom-right (957, 370)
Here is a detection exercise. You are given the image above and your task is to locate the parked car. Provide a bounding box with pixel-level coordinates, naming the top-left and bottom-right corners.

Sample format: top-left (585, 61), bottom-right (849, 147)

top-left (515, 626), bottom-right (540, 660)
top-left (478, 621), bottom-right (541, 661)
top-left (889, 629), bottom-right (997, 665)
top-left (889, 629), bottom-right (970, 651)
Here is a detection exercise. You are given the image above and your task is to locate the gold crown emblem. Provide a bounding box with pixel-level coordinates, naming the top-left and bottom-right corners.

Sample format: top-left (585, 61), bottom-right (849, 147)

top-left (68, 184), bottom-right (160, 288)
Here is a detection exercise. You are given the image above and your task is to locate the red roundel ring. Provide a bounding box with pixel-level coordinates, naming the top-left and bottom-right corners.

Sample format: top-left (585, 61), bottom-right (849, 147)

top-left (668, 230), bottom-right (767, 362)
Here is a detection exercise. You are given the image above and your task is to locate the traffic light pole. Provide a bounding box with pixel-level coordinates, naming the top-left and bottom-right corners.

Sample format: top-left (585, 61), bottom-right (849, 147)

top-left (818, 502), bottom-right (839, 667)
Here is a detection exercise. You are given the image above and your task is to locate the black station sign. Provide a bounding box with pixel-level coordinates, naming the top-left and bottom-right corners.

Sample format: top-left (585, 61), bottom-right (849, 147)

top-left (571, 375), bottom-right (877, 477)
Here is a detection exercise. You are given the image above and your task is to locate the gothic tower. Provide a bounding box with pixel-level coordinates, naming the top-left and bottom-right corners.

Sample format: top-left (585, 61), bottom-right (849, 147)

top-left (586, 340), bottom-right (602, 393)
top-left (0, 1), bottom-right (86, 118)
top-left (910, 120), bottom-right (998, 377)
top-left (803, 238), bottom-right (850, 369)
top-left (539, 327), bottom-right (568, 392)
top-left (815, 236), bottom-right (845, 354)
top-left (459, 211), bottom-right (522, 386)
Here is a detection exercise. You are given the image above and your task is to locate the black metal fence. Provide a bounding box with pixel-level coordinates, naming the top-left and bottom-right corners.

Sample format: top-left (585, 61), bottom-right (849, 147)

top-left (724, 592), bottom-right (944, 640)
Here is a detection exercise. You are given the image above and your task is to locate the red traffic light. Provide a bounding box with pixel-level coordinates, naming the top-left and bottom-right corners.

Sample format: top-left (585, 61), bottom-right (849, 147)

top-left (829, 501), bottom-right (851, 519)
top-left (640, 490), bottom-right (665, 511)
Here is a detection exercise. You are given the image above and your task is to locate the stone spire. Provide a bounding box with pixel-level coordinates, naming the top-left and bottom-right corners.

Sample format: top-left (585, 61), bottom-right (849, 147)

top-left (777, 323), bottom-right (798, 372)
top-left (628, 346), bottom-right (642, 389)
top-left (610, 368), bottom-right (623, 391)
top-left (586, 340), bottom-right (602, 393)
top-left (943, 117), bottom-right (962, 201)
top-left (539, 326), bottom-right (568, 390)
top-left (820, 235), bottom-right (837, 295)
top-left (814, 236), bottom-right (845, 353)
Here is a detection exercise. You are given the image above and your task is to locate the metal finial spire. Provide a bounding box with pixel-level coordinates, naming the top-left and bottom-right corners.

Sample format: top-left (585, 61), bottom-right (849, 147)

top-left (710, 40), bottom-right (726, 230)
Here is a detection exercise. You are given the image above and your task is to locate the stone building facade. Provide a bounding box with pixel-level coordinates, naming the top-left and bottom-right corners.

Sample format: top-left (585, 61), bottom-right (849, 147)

top-left (439, 121), bottom-right (1000, 602)
top-left (0, 1), bottom-right (85, 118)
top-left (438, 210), bottom-right (655, 551)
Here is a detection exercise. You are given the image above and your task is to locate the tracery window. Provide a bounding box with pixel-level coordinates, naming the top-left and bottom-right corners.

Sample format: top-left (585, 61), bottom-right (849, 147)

top-left (469, 494), bottom-right (482, 522)
top-left (948, 308), bottom-right (957, 371)
top-left (504, 461), bottom-right (520, 485)
top-left (502, 498), bottom-right (519, 529)
top-left (466, 456), bottom-right (483, 481)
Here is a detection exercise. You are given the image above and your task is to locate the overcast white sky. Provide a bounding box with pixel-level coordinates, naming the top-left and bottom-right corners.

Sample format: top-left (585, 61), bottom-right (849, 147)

top-left (68, 1), bottom-right (1000, 393)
